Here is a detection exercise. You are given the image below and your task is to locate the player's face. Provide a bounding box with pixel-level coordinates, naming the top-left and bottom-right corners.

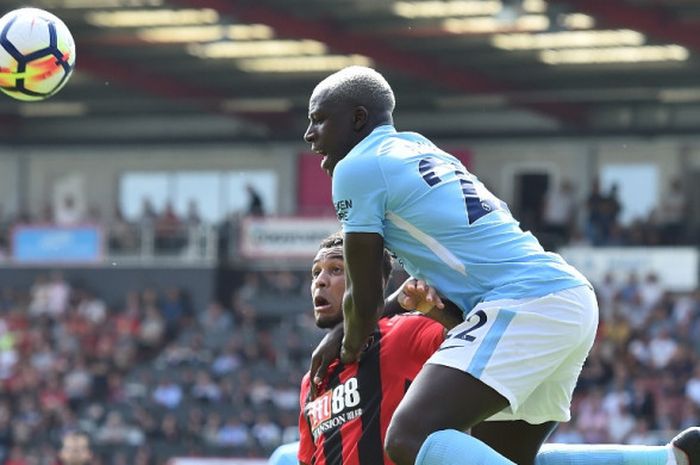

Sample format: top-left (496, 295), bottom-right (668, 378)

top-left (310, 246), bottom-right (345, 328)
top-left (59, 435), bottom-right (92, 465)
top-left (304, 89), bottom-right (357, 177)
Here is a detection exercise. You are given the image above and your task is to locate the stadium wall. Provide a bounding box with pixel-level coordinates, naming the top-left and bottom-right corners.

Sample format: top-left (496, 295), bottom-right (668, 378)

top-left (9, 136), bottom-right (700, 223)
top-left (0, 148), bottom-right (20, 215)
top-left (18, 143), bottom-right (299, 220)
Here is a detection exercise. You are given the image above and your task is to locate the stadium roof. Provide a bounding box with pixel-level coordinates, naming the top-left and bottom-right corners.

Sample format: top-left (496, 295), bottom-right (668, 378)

top-left (2, 0), bottom-right (700, 144)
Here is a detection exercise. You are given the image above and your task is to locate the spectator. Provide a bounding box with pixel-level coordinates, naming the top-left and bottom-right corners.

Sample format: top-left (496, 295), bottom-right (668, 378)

top-left (586, 178), bottom-right (607, 245)
top-left (575, 389), bottom-right (609, 442)
top-left (686, 365), bottom-right (700, 408)
top-left (160, 287), bottom-right (186, 340)
top-left (155, 202), bottom-right (183, 251)
top-left (245, 184), bottom-right (265, 217)
top-left (217, 418), bottom-right (249, 449)
top-left (76, 290), bottom-right (107, 325)
top-left (47, 272), bottom-right (71, 317)
top-left (626, 419), bottom-right (663, 445)
top-left (156, 413), bottom-right (181, 445)
top-left (600, 183), bottom-right (622, 243)
top-left (211, 341), bottom-right (242, 376)
top-left (191, 371), bottom-right (221, 403)
top-left (28, 275), bottom-right (51, 317)
top-left (95, 412), bottom-right (130, 446)
top-left (109, 206), bottom-right (138, 253)
top-left (185, 200), bottom-right (202, 227)
top-left (0, 287), bottom-right (17, 312)
top-left (201, 412), bottom-right (222, 447)
top-left (57, 430), bottom-right (93, 465)
top-left (541, 178), bottom-right (577, 247)
top-left (139, 198), bottom-right (158, 227)
top-left (138, 307), bottom-right (165, 355)
top-left (152, 378), bottom-right (182, 410)
top-left (251, 413), bottom-right (281, 450)
top-left (595, 272), bottom-right (618, 320)
top-left (198, 301), bottom-right (232, 348)
top-left (63, 357), bottom-right (92, 411)
top-left (657, 177), bottom-right (687, 244)
top-left (639, 272), bottom-right (664, 314)
top-left (648, 328), bottom-right (679, 369)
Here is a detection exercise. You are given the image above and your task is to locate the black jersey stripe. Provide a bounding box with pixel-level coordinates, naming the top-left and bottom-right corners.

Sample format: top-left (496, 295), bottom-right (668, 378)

top-left (322, 364), bottom-right (345, 465)
top-left (357, 329), bottom-right (384, 465)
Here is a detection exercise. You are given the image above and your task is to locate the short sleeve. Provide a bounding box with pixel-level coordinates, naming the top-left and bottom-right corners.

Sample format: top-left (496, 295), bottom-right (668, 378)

top-left (298, 375), bottom-right (315, 464)
top-left (332, 155), bottom-right (387, 235)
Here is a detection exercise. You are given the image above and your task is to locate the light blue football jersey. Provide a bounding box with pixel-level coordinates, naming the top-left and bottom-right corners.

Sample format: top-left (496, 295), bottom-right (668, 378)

top-left (268, 441), bottom-right (299, 465)
top-left (332, 125), bottom-right (590, 315)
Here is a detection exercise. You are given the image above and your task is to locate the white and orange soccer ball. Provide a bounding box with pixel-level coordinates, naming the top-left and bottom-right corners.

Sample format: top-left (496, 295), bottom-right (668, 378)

top-left (0, 7), bottom-right (76, 101)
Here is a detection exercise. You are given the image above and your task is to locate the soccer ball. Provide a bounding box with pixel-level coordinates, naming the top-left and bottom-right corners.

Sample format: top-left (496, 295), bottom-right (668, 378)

top-left (0, 7), bottom-right (76, 101)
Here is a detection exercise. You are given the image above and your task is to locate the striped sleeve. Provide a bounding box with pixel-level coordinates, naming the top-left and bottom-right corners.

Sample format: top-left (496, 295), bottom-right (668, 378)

top-left (298, 374), bottom-right (315, 464)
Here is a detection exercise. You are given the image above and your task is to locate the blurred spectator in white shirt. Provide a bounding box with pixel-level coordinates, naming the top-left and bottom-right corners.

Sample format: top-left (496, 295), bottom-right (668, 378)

top-left (211, 341), bottom-right (242, 376)
top-left (639, 272), bottom-right (664, 313)
top-left (648, 328), bottom-right (678, 369)
top-left (28, 275), bottom-right (51, 317)
top-left (139, 307), bottom-right (165, 351)
top-left (542, 178), bottom-right (577, 246)
top-left (251, 413), bottom-right (281, 449)
top-left (152, 379), bottom-right (182, 409)
top-left (76, 290), bottom-right (107, 325)
top-left (47, 271), bottom-right (70, 317)
top-left (607, 404), bottom-right (636, 443)
top-left (271, 382), bottom-right (299, 411)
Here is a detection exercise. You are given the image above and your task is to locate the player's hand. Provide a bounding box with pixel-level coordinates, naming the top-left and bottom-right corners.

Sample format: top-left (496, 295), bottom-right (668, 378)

top-left (397, 278), bottom-right (444, 314)
top-left (309, 324), bottom-right (343, 397)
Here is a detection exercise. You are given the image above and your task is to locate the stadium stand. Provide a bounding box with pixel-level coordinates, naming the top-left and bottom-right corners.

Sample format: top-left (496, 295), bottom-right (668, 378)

top-left (0, 262), bottom-right (696, 464)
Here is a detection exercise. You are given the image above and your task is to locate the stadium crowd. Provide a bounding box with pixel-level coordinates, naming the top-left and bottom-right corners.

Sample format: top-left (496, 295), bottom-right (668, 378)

top-left (0, 175), bottom-right (696, 464)
top-left (0, 265), bottom-right (696, 464)
top-left (0, 270), bottom-right (318, 465)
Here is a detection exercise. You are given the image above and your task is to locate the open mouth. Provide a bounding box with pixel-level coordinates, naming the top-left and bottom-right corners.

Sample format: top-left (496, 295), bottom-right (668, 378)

top-left (314, 295), bottom-right (332, 311)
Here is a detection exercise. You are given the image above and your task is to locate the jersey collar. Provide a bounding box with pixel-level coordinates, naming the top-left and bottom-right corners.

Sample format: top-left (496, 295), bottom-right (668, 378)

top-left (347, 124), bottom-right (396, 159)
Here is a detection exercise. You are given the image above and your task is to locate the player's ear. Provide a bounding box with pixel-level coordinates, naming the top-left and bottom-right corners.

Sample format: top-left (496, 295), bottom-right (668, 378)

top-left (353, 106), bottom-right (368, 131)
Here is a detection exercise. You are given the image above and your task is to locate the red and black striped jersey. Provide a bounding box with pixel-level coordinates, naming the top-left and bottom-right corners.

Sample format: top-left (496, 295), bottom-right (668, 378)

top-left (298, 313), bottom-right (444, 465)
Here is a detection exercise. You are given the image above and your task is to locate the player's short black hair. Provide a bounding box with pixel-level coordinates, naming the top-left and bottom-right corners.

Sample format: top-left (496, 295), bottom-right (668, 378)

top-left (319, 232), bottom-right (393, 283)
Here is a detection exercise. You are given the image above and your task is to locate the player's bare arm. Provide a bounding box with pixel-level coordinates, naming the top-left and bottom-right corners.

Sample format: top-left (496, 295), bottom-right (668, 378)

top-left (340, 232), bottom-right (386, 363)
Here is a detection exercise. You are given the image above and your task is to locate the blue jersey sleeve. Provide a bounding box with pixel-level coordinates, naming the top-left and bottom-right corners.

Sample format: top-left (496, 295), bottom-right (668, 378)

top-left (332, 154), bottom-right (387, 235)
